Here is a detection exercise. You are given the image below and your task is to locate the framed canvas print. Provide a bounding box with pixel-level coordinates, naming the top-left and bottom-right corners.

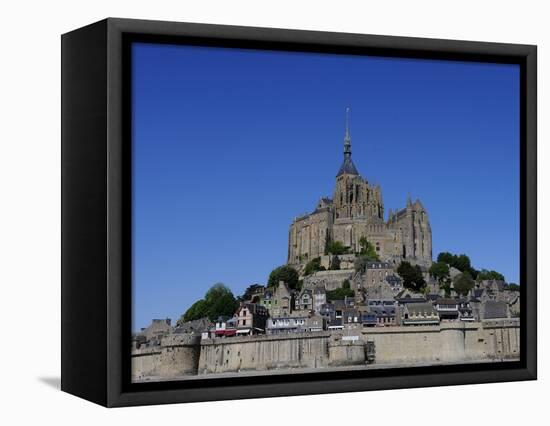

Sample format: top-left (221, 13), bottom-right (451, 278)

top-left (61, 18), bottom-right (537, 407)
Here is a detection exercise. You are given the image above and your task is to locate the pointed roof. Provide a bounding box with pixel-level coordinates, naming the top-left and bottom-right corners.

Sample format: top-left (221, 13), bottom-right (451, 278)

top-left (337, 157), bottom-right (359, 176)
top-left (336, 108), bottom-right (360, 177)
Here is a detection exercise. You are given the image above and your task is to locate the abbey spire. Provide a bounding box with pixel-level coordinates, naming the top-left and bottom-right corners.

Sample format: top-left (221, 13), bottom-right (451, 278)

top-left (336, 108), bottom-right (359, 177)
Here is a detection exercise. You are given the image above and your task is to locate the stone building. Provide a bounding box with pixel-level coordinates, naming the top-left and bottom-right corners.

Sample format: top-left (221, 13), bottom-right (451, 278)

top-left (235, 303), bottom-right (268, 335)
top-left (268, 281), bottom-right (293, 318)
top-left (295, 287), bottom-right (327, 314)
top-left (137, 318), bottom-right (173, 346)
top-left (402, 302), bottom-right (440, 326)
top-left (295, 288), bottom-right (313, 311)
top-left (312, 286), bottom-right (327, 313)
top-left (288, 110), bottom-right (432, 269)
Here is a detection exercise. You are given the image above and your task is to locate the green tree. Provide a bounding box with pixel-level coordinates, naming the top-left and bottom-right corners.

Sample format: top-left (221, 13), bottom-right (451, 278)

top-left (476, 269), bottom-right (505, 282)
top-left (437, 252), bottom-right (454, 265)
top-left (508, 283), bottom-right (520, 292)
top-left (326, 287), bottom-right (354, 301)
top-left (436, 252), bottom-right (478, 279)
top-left (454, 254), bottom-right (472, 273)
top-left (453, 271), bottom-right (475, 296)
top-left (440, 282), bottom-right (452, 297)
top-left (397, 261), bottom-right (426, 292)
top-left (342, 279), bottom-right (351, 289)
top-left (429, 261), bottom-right (450, 285)
top-left (181, 299), bottom-right (208, 323)
top-left (304, 257), bottom-right (326, 276)
top-left (179, 283), bottom-right (239, 324)
top-left (267, 265), bottom-right (300, 289)
top-left (204, 283), bottom-right (239, 320)
top-left (358, 236), bottom-right (380, 260)
top-left (238, 283), bottom-right (265, 302)
top-left (326, 240), bottom-right (348, 255)
top-left (329, 255), bottom-right (341, 270)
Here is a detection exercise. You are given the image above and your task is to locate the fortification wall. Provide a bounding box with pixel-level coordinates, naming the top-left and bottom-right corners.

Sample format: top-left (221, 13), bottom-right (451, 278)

top-left (363, 323), bottom-right (469, 364)
top-left (328, 338), bottom-right (366, 366)
top-left (132, 347), bottom-right (162, 381)
top-left (131, 334), bottom-right (201, 381)
top-left (199, 332), bottom-right (331, 374)
top-left (132, 320), bottom-right (520, 380)
top-left (362, 320), bottom-right (519, 365)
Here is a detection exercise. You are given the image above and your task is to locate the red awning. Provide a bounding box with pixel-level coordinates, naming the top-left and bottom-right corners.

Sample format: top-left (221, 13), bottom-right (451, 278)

top-left (215, 329), bottom-right (237, 336)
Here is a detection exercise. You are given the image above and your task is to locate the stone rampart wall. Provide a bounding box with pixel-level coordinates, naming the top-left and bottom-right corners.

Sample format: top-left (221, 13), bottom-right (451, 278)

top-left (132, 320), bottom-right (520, 380)
top-left (198, 332), bottom-right (331, 374)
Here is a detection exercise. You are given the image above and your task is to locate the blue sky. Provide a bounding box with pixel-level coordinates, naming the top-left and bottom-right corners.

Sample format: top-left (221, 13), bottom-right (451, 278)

top-left (132, 42), bottom-right (520, 330)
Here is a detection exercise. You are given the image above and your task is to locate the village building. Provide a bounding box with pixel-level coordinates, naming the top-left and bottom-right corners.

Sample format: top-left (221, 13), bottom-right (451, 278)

top-left (266, 315), bottom-right (309, 334)
top-left (343, 307), bottom-right (361, 326)
top-left (268, 281), bottom-right (294, 317)
top-left (360, 309), bottom-right (378, 327)
top-left (482, 300), bottom-right (510, 320)
top-left (305, 313), bottom-right (326, 332)
top-left (212, 316), bottom-right (238, 338)
top-left (368, 303), bottom-right (398, 326)
top-left (295, 288), bottom-right (313, 311)
top-left (435, 298), bottom-right (460, 321)
top-left (458, 300), bottom-right (475, 321)
top-left (401, 302), bottom-right (440, 326)
top-left (312, 286), bottom-right (327, 313)
top-left (236, 303), bottom-right (268, 335)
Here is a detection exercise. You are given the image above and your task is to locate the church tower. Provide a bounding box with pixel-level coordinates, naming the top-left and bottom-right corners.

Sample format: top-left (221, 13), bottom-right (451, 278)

top-left (333, 109), bottom-right (383, 223)
top-left (287, 108), bottom-right (431, 269)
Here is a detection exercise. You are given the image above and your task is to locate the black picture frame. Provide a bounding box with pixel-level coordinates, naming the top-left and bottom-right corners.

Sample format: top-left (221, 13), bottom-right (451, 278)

top-left (61, 17), bottom-right (537, 407)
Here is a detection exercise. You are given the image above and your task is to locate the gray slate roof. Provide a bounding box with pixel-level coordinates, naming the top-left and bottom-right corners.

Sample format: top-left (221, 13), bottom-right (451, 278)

top-left (483, 301), bottom-right (508, 319)
top-left (336, 157), bottom-right (359, 176)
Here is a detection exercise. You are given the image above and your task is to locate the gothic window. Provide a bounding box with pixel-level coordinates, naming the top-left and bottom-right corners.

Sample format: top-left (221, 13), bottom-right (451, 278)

top-left (340, 193), bottom-right (343, 204)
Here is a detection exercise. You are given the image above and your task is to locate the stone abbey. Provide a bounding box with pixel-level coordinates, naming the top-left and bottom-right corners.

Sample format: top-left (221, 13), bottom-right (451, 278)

top-left (288, 111), bottom-right (433, 269)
